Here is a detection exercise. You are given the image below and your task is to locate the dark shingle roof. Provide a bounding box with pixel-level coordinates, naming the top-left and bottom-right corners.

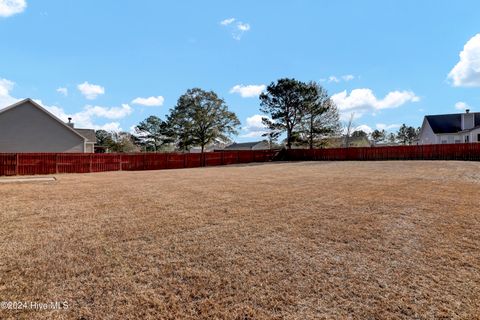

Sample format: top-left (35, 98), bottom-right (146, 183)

top-left (425, 113), bottom-right (480, 134)
top-left (224, 142), bottom-right (263, 150)
top-left (74, 129), bottom-right (96, 143)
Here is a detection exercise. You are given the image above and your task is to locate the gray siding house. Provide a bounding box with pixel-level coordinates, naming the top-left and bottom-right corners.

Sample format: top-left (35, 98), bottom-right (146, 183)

top-left (418, 109), bottom-right (480, 145)
top-left (0, 98), bottom-right (96, 153)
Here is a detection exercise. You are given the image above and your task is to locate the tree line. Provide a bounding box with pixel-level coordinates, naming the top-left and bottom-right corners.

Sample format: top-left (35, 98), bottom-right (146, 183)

top-left (95, 78), bottom-right (420, 152)
top-left (370, 125), bottom-right (420, 145)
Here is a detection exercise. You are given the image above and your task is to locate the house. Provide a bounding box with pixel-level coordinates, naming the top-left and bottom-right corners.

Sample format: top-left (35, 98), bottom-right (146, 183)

top-left (188, 146), bottom-right (216, 153)
top-left (320, 136), bottom-right (371, 148)
top-left (418, 109), bottom-right (480, 144)
top-left (373, 141), bottom-right (401, 147)
top-left (223, 141), bottom-right (270, 151)
top-left (188, 139), bottom-right (229, 153)
top-left (0, 98), bottom-right (96, 153)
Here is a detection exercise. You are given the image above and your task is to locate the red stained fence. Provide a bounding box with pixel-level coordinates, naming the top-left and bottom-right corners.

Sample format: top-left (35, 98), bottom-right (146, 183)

top-left (285, 143), bottom-right (480, 162)
top-left (3, 144), bottom-right (480, 177)
top-left (0, 150), bottom-right (278, 176)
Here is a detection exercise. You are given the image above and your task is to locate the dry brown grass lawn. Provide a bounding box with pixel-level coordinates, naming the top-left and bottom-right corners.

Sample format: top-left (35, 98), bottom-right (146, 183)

top-left (1, 161), bottom-right (479, 319)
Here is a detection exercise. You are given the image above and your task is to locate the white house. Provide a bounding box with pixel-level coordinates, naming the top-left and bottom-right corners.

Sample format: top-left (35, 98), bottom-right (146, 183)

top-left (418, 109), bottom-right (480, 144)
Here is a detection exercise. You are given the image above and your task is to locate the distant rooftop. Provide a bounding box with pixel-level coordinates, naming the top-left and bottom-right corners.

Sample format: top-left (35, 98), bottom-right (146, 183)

top-left (74, 128), bottom-right (96, 143)
top-left (224, 141), bottom-right (268, 150)
top-left (425, 112), bottom-right (480, 134)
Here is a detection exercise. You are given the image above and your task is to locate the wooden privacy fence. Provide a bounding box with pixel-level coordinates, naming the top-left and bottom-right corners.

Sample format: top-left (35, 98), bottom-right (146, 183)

top-left (3, 144), bottom-right (480, 176)
top-left (285, 143), bottom-right (480, 161)
top-left (0, 150), bottom-right (278, 176)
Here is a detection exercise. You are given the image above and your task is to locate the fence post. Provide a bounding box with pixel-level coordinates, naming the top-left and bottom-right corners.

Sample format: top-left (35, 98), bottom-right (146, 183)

top-left (89, 154), bottom-right (93, 173)
top-left (55, 154), bottom-right (59, 174)
top-left (221, 151), bottom-right (224, 165)
top-left (15, 153), bottom-right (19, 176)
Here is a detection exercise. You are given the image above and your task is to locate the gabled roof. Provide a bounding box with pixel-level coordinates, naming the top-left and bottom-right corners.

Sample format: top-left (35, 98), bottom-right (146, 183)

top-left (425, 114), bottom-right (462, 134)
top-left (224, 141), bottom-right (265, 150)
top-left (74, 129), bottom-right (96, 143)
top-left (0, 98), bottom-right (88, 141)
top-left (425, 112), bottom-right (480, 134)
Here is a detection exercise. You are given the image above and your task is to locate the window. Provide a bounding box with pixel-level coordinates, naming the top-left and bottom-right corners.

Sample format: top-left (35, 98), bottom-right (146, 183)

top-left (465, 135), bottom-right (470, 143)
top-left (478, 134), bottom-right (480, 142)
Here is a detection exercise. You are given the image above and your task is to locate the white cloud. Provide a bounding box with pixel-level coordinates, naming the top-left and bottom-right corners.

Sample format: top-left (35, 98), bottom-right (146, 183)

top-left (82, 104), bottom-right (132, 119)
top-left (454, 101), bottom-right (470, 111)
top-left (241, 131), bottom-right (266, 138)
top-left (232, 23), bottom-right (250, 40)
top-left (97, 122), bottom-right (122, 132)
top-left (448, 34), bottom-right (480, 87)
top-left (230, 84), bottom-right (266, 98)
top-left (328, 76), bottom-right (340, 83)
top-left (340, 111), bottom-right (363, 122)
top-left (221, 17), bottom-right (251, 40)
top-left (132, 95), bottom-right (165, 107)
top-left (240, 114), bottom-right (270, 138)
top-left (56, 87), bottom-right (68, 96)
top-left (0, 78), bottom-right (14, 97)
top-left (376, 123), bottom-right (401, 131)
top-left (77, 81), bottom-right (105, 100)
top-left (129, 125), bottom-right (137, 134)
top-left (220, 18), bottom-right (235, 25)
top-left (244, 114), bottom-right (266, 130)
top-left (237, 22), bottom-right (250, 31)
top-left (0, 78), bottom-right (17, 108)
top-left (331, 88), bottom-right (420, 119)
top-left (0, 0), bottom-right (26, 18)
top-left (321, 74), bottom-right (355, 83)
top-left (354, 125), bottom-right (373, 134)
top-left (40, 101), bottom-right (131, 131)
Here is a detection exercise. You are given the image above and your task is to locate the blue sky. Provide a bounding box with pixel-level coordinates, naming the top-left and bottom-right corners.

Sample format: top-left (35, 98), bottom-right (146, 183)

top-left (1, 0), bottom-right (480, 141)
